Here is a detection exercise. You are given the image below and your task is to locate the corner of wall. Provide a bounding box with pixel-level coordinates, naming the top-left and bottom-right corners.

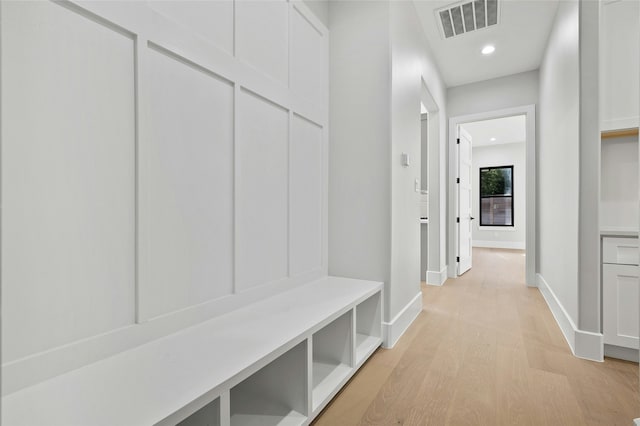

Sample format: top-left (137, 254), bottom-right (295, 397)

top-left (426, 266), bottom-right (448, 286)
top-left (536, 274), bottom-right (603, 362)
top-left (382, 291), bottom-right (422, 348)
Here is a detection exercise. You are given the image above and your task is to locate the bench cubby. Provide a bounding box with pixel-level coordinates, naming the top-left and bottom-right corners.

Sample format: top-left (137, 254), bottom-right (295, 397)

top-left (2, 277), bottom-right (383, 426)
top-left (230, 341), bottom-right (308, 426)
top-left (311, 310), bottom-right (352, 410)
top-left (355, 292), bottom-right (383, 365)
top-left (178, 399), bottom-right (220, 426)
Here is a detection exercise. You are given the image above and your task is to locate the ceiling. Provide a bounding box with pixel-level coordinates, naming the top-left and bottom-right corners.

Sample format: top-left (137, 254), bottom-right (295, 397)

top-left (413, 0), bottom-right (559, 87)
top-left (461, 115), bottom-right (526, 147)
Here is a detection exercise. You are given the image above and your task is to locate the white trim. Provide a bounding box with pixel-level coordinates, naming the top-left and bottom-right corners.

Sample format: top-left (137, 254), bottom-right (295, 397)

top-left (448, 105), bottom-right (536, 287)
top-left (634, 419), bottom-right (640, 426)
top-left (426, 266), bottom-right (448, 286)
top-left (604, 344), bottom-right (639, 363)
top-left (477, 226), bottom-right (517, 232)
top-left (537, 273), bottom-right (575, 350)
top-left (472, 240), bottom-right (525, 250)
top-left (382, 292), bottom-right (422, 349)
top-left (575, 329), bottom-right (604, 361)
top-left (537, 274), bottom-right (604, 362)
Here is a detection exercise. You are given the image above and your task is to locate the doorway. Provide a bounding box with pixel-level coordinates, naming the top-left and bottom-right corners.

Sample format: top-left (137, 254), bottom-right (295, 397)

top-left (420, 106), bottom-right (429, 283)
top-left (448, 105), bottom-right (536, 286)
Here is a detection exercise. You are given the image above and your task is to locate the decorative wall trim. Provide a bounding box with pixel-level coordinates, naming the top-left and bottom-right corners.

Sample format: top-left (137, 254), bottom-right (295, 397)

top-left (382, 291), bottom-right (422, 349)
top-left (1, 0), bottom-right (330, 396)
top-left (426, 266), bottom-right (448, 286)
top-left (537, 274), bottom-right (604, 362)
top-left (472, 240), bottom-right (525, 250)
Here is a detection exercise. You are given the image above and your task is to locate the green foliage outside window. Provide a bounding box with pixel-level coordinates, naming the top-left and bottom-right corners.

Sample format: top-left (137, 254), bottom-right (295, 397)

top-left (480, 167), bottom-right (512, 197)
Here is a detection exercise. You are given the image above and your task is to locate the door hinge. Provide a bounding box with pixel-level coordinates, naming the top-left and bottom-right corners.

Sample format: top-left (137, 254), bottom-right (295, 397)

top-left (456, 217), bottom-right (460, 223)
top-left (456, 177), bottom-right (460, 184)
top-left (456, 256), bottom-right (460, 262)
top-left (456, 138), bottom-right (460, 144)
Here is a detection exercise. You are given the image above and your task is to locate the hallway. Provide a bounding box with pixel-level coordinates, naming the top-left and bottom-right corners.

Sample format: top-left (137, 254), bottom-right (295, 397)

top-left (314, 248), bottom-right (639, 425)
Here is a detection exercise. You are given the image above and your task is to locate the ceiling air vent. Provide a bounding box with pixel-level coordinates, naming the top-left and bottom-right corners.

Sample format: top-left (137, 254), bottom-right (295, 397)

top-left (437, 0), bottom-right (499, 39)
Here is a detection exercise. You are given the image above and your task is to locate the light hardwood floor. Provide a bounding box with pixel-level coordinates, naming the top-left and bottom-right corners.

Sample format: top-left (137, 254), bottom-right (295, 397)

top-left (314, 248), bottom-right (639, 425)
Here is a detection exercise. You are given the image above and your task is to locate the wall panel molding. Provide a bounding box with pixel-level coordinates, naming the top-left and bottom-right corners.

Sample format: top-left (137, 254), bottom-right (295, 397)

top-left (1, 0), bottom-right (329, 395)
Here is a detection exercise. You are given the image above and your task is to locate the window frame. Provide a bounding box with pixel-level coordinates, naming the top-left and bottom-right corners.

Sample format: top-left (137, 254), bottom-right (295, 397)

top-left (479, 165), bottom-right (514, 227)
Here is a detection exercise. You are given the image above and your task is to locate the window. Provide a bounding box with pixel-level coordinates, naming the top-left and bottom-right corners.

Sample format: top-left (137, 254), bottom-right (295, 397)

top-left (479, 165), bottom-right (513, 226)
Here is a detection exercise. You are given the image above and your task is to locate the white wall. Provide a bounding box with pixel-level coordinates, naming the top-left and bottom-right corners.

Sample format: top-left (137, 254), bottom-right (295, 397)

top-left (329, 0), bottom-right (447, 335)
top-left (390, 0), bottom-right (448, 318)
top-left (447, 70), bottom-right (539, 118)
top-left (471, 142), bottom-right (526, 249)
top-left (538, 0), bottom-right (580, 326)
top-left (328, 0), bottom-right (392, 288)
top-left (1, 0), bottom-right (328, 394)
top-left (303, 0), bottom-right (329, 28)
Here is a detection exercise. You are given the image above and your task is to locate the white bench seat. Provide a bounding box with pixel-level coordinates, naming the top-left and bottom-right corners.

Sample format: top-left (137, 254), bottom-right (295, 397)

top-left (3, 276), bottom-right (383, 426)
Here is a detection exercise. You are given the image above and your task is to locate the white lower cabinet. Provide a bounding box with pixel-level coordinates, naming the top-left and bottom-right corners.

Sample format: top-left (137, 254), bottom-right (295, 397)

top-left (602, 237), bottom-right (639, 357)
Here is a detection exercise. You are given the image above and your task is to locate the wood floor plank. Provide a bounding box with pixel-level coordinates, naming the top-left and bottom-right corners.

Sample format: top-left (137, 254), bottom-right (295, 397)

top-left (312, 248), bottom-right (639, 425)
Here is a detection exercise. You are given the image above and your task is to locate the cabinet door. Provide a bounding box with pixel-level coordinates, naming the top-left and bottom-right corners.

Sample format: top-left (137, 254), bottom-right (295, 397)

top-left (601, 0), bottom-right (640, 131)
top-left (603, 263), bottom-right (639, 349)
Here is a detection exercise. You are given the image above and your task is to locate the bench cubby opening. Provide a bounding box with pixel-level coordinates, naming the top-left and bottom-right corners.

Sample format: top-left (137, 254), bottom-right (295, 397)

top-left (355, 292), bottom-right (382, 365)
top-left (177, 398), bottom-right (220, 426)
top-left (311, 310), bottom-right (352, 410)
top-left (230, 341), bottom-right (308, 426)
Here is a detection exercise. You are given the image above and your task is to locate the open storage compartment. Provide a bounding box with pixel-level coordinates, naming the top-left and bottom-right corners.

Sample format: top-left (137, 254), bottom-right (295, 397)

top-left (178, 398), bottom-right (221, 426)
top-left (311, 311), bottom-right (352, 410)
top-left (230, 341), bottom-right (307, 426)
top-left (600, 132), bottom-right (639, 232)
top-left (355, 292), bottom-right (382, 365)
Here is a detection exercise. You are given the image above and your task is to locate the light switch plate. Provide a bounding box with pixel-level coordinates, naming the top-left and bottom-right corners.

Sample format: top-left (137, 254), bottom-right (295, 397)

top-left (401, 153), bottom-right (409, 167)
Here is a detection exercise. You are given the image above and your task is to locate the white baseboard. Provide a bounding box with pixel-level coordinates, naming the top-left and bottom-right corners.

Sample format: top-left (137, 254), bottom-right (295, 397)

top-left (382, 291), bottom-right (422, 349)
top-left (604, 344), bottom-right (639, 362)
top-left (536, 273), bottom-right (603, 362)
top-left (426, 266), bottom-right (448, 286)
top-left (575, 329), bottom-right (604, 361)
top-left (634, 418), bottom-right (640, 426)
top-left (472, 240), bottom-right (525, 250)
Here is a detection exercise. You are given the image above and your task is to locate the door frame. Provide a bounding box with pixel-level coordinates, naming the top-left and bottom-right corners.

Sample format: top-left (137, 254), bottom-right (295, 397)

top-left (447, 105), bottom-right (536, 286)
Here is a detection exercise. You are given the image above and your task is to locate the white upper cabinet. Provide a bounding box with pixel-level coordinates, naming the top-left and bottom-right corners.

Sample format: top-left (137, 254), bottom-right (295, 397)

top-left (601, 0), bottom-right (640, 131)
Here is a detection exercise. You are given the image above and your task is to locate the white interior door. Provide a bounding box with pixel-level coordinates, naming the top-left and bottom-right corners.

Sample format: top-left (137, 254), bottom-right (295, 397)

top-left (457, 127), bottom-right (473, 275)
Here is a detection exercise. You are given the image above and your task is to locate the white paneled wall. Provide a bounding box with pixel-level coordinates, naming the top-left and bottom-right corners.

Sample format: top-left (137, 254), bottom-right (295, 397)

top-left (148, 1), bottom-right (234, 55)
top-left (1, 0), bottom-right (328, 394)
top-left (291, 115), bottom-right (323, 276)
top-left (2, 0), bottom-right (137, 362)
top-left (141, 46), bottom-right (235, 320)
top-left (236, 0), bottom-right (289, 85)
top-left (236, 90), bottom-right (289, 291)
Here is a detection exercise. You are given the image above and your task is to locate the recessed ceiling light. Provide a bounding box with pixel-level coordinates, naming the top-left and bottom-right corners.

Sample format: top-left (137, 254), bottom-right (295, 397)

top-left (490, 137), bottom-right (496, 141)
top-left (482, 45), bottom-right (496, 55)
